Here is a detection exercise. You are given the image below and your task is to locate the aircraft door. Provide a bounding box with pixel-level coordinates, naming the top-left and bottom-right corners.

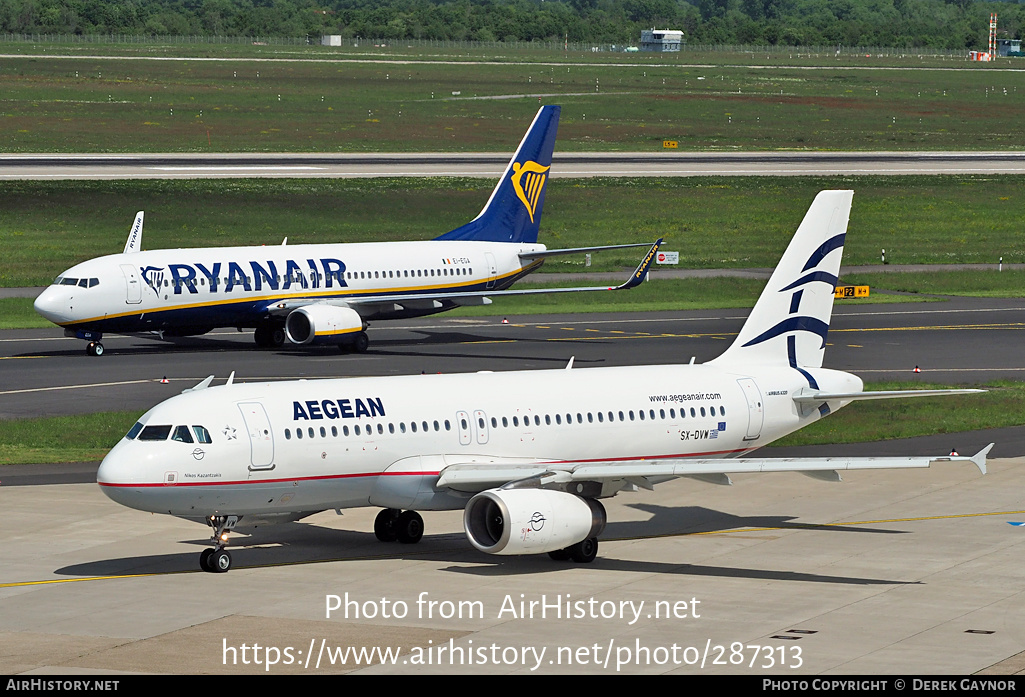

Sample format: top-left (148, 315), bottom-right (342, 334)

top-left (120, 264), bottom-right (142, 304)
top-left (473, 410), bottom-right (489, 445)
top-left (456, 410), bottom-right (472, 446)
top-left (238, 402), bottom-right (275, 470)
top-left (484, 252), bottom-right (498, 289)
top-left (737, 378), bottom-right (764, 441)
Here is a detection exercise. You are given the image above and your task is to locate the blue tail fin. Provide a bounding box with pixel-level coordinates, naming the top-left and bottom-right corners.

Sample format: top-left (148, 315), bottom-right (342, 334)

top-left (436, 105), bottom-right (560, 244)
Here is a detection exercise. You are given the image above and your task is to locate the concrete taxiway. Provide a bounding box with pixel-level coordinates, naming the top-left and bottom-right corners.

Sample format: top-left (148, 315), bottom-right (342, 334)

top-left (1, 453), bottom-right (1022, 675)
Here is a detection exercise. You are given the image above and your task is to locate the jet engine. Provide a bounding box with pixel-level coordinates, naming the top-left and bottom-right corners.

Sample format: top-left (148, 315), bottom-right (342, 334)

top-left (463, 488), bottom-right (606, 556)
top-left (285, 305), bottom-right (364, 347)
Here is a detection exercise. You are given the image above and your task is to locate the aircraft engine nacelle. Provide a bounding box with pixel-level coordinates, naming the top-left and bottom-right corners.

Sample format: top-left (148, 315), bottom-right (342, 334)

top-left (463, 488), bottom-right (606, 556)
top-left (284, 305), bottom-right (363, 345)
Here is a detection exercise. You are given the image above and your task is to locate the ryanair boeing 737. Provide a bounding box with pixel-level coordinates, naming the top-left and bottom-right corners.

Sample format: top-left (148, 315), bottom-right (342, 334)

top-left (34, 106), bottom-right (656, 356)
top-left (96, 190), bottom-right (990, 573)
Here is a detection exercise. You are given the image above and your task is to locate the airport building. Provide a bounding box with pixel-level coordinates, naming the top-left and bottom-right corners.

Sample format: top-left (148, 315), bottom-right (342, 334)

top-left (640, 29), bottom-right (683, 52)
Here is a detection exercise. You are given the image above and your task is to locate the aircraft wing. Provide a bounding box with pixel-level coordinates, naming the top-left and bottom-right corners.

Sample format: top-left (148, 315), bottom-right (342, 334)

top-left (435, 444), bottom-right (992, 493)
top-left (264, 238), bottom-right (662, 317)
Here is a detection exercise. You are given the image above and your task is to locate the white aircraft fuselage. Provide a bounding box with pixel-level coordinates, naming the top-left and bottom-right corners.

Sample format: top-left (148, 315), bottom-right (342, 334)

top-left (99, 362), bottom-right (861, 519)
top-left (35, 239), bottom-right (544, 336)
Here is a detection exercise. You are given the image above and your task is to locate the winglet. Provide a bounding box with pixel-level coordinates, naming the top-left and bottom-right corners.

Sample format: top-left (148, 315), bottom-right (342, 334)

top-left (123, 211), bottom-right (144, 254)
top-left (226, 370), bottom-right (236, 386)
top-left (617, 238), bottom-right (663, 290)
top-left (182, 375), bottom-right (215, 393)
top-left (972, 443), bottom-right (993, 475)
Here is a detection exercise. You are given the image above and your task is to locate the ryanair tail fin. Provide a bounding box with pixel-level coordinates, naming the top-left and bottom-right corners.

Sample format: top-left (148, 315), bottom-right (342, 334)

top-left (435, 105), bottom-right (559, 244)
top-left (710, 190), bottom-right (853, 370)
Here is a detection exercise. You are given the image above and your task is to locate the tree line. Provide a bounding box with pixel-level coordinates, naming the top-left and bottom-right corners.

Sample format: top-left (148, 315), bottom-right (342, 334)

top-left (1, 0), bottom-right (1022, 50)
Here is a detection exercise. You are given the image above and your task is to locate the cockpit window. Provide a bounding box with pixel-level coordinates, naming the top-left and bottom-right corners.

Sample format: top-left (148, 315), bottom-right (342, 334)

top-left (90, 278), bottom-right (99, 287)
top-left (171, 425), bottom-right (194, 443)
top-left (192, 426), bottom-right (212, 444)
top-left (60, 277), bottom-right (78, 286)
top-left (138, 425), bottom-right (172, 441)
top-left (78, 278), bottom-right (89, 288)
top-left (125, 422), bottom-right (144, 440)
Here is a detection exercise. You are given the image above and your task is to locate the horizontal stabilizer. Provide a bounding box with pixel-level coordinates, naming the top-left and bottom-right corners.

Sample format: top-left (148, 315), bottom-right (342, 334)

top-left (518, 242), bottom-right (656, 261)
top-left (793, 388), bottom-right (986, 403)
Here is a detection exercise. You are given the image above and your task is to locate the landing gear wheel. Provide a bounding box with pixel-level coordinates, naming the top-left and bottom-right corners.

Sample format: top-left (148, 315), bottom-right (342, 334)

top-left (569, 537), bottom-right (598, 564)
top-left (254, 325), bottom-right (286, 348)
top-left (209, 548), bottom-right (232, 573)
top-left (86, 341), bottom-right (104, 356)
top-left (374, 508), bottom-right (401, 542)
top-left (395, 510), bottom-right (424, 544)
top-left (352, 331), bottom-right (370, 354)
top-left (200, 548), bottom-right (214, 572)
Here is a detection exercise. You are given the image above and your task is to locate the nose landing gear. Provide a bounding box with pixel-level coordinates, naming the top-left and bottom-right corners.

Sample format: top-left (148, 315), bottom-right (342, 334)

top-left (200, 515), bottom-right (239, 573)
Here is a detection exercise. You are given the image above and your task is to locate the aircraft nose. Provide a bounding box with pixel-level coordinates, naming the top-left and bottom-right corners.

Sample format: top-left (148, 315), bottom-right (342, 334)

top-left (33, 287), bottom-right (70, 324)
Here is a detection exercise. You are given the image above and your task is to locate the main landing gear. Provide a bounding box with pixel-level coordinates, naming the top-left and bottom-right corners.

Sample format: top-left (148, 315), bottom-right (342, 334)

top-left (200, 515), bottom-right (239, 573)
top-left (85, 341), bottom-right (104, 356)
top-left (547, 537), bottom-right (599, 564)
top-left (253, 324), bottom-right (286, 349)
top-left (374, 508), bottom-right (424, 544)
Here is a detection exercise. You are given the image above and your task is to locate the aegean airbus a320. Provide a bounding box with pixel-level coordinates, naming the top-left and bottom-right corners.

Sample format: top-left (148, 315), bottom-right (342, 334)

top-left (96, 190), bottom-right (989, 572)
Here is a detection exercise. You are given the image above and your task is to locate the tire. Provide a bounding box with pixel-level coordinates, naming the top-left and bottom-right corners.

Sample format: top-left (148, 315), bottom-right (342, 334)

top-left (396, 510), bottom-right (424, 545)
top-left (200, 548), bottom-right (214, 572)
top-left (374, 508), bottom-right (400, 542)
top-left (569, 537), bottom-right (598, 564)
top-left (352, 331), bottom-right (370, 354)
top-left (210, 549), bottom-right (232, 573)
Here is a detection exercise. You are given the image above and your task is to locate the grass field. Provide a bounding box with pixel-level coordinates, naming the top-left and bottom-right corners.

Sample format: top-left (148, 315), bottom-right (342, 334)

top-left (1, 45), bottom-right (1023, 152)
top-left (3, 175), bottom-right (1025, 287)
top-left (0, 380), bottom-right (1017, 464)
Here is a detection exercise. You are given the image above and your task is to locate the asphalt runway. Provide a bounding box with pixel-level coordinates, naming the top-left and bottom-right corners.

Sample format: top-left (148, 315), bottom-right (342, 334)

top-left (3, 296), bottom-right (1025, 675)
top-left (2, 294), bottom-right (1024, 459)
top-left (3, 151), bottom-right (1025, 179)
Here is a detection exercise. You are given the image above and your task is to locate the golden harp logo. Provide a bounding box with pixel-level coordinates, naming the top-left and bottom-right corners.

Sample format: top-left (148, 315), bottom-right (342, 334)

top-left (511, 160), bottom-right (550, 223)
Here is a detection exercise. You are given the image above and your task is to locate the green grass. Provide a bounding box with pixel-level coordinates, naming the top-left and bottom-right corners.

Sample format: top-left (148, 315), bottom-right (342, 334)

top-left (5, 176), bottom-right (1025, 287)
top-left (0, 411), bottom-right (139, 465)
top-left (843, 270), bottom-right (1025, 297)
top-left (1, 49), bottom-right (1024, 152)
top-left (771, 381), bottom-right (1025, 447)
top-left (0, 381), bottom-right (1018, 465)
top-left (0, 298), bottom-right (50, 329)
